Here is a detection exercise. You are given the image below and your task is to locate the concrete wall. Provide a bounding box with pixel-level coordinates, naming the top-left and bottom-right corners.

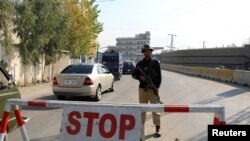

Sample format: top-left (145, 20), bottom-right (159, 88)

top-left (161, 45), bottom-right (250, 69)
top-left (161, 63), bottom-right (250, 86)
top-left (44, 53), bottom-right (70, 82)
top-left (0, 46), bottom-right (70, 86)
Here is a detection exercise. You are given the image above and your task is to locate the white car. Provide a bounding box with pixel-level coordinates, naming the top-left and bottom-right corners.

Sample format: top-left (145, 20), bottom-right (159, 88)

top-left (52, 63), bottom-right (114, 101)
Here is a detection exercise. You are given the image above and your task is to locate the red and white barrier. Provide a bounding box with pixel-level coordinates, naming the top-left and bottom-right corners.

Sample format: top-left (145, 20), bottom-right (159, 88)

top-left (0, 99), bottom-right (226, 141)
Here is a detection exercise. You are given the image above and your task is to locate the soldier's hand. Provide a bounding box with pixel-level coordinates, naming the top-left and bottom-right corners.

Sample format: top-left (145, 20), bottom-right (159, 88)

top-left (140, 76), bottom-right (146, 81)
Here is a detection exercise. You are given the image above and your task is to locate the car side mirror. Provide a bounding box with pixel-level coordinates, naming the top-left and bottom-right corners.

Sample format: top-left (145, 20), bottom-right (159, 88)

top-left (7, 81), bottom-right (14, 89)
top-left (9, 74), bottom-right (14, 81)
top-left (105, 71), bottom-right (111, 74)
top-left (7, 75), bottom-right (14, 89)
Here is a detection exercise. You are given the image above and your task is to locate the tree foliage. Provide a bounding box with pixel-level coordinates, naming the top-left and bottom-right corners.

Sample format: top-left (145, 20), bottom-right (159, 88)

top-left (13, 0), bottom-right (103, 65)
top-left (14, 0), bottom-right (69, 65)
top-left (0, 0), bottom-right (15, 55)
top-left (65, 0), bottom-right (103, 58)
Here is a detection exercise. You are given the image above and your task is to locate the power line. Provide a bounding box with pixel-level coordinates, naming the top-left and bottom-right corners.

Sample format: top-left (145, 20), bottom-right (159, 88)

top-left (148, 0), bottom-right (201, 26)
top-left (147, 0), bottom-right (217, 27)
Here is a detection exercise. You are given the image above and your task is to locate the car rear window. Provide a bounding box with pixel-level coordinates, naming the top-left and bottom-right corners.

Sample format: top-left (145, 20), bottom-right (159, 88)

top-left (124, 62), bottom-right (134, 66)
top-left (102, 56), bottom-right (119, 62)
top-left (61, 65), bottom-right (93, 74)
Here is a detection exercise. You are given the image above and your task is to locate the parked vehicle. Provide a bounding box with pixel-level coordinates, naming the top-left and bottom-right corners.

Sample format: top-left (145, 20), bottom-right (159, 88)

top-left (122, 61), bottom-right (135, 74)
top-left (0, 64), bottom-right (26, 133)
top-left (102, 49), bottom-right (123, 80)
top-left (52, 63), bottom-right (114, 101)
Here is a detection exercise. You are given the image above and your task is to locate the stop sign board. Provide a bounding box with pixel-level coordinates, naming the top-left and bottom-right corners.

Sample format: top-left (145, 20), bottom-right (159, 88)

top-left (59, 105), bottom-right (141, 141)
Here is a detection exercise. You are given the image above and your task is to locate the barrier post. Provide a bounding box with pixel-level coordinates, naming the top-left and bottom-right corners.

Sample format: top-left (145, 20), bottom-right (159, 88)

top-left (13, 105), bottom-right (29, 141)
top-left (213, 109), bottom-right (226, 125)
top-left (0, 102), bottom-right (11, 141)
top-left (218, 108), bottom-right (226, 125)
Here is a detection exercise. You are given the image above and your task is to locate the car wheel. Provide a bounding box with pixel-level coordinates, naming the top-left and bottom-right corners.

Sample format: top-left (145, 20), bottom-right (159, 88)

top-left (110, 80), bottom-right (114, 92)
top-left (94, 86), bottom-right (101, 101)
top-left (56, 95), bottom-right (66, 100)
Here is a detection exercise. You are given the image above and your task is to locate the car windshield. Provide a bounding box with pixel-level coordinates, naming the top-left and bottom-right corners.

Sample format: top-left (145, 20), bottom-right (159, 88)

top-left (61, 65), bottom-right (93, 74)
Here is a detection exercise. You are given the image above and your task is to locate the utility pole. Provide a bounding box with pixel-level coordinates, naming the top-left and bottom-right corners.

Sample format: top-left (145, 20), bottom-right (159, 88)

top-left (203, 41), bottom-right (206, 48)
top-left (168, 34), bottom-right (176, 51)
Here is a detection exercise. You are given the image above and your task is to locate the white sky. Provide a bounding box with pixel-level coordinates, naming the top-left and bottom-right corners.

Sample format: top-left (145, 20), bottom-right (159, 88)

top-left (96, 0), bottom-right (250, 50)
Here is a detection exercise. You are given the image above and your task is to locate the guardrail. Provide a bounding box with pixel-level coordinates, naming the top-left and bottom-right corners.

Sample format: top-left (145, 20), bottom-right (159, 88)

top-left (161, 64), bottom-right (250, 86)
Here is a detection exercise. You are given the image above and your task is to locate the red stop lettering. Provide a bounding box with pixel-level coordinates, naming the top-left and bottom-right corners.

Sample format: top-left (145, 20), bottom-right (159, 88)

top-left (84, 112), bottom-right (99, 137)
top-left (66, 111), bottom-right (136, 140)
top-left (66, 111), bottom-right (81, 135)
top-left (99, 114), bottom-right (117, 138)
top-left (119, 114), bottom-right (135, 139)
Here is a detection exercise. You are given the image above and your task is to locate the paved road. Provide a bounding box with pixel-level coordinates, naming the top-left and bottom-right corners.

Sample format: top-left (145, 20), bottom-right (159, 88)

top-left (8, 70), bottom-right (250, 141)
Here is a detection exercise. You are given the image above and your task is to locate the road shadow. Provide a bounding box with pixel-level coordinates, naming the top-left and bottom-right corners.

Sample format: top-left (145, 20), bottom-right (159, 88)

top-left (59, 90), bottom-right (113, 102)
top-left (37, 95), bottom-right (57, 100)
top-left (122, 73), bottom-right (133, 75)
top-left (30, 135), bottom-right (59, 141)
top-left (145, 133), bottom-right (158, 140)
top-left (217, 89), bottom-right (246, 97)
top-left (33, 89), bottom-right (114, 101)
top-left (196, 88), bottom-right (247, 104)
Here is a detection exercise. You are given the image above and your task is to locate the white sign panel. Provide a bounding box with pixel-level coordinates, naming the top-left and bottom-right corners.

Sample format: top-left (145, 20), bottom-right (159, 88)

top-left (59, 105), bottom-right (141, 141)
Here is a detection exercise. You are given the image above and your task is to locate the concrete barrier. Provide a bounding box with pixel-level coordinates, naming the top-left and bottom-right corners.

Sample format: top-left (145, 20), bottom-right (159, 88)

top-left (233, 70), bottom-right (250, 86)
top-left (189, 67), bottom-right (196, 75)
top-left (233, 70), bottom-right (245, 85)
top-left (187, 67), bottom-right (193, 75)
top-left (218, 69), bottom-right (233, 82)
top-left (199, 67), bottom-right (208, 78)
top-left (161, 64), bottom-right (250, 87)
top-left (206, 68), bottom-right (220, 80)
top-left (194, 67), bottom-right (202, 76)
top-left (243, 71), bottom-right (250, 86)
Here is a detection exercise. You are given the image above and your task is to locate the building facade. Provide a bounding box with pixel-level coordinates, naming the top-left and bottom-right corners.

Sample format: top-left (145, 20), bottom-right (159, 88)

top-left (116, 31), bottom-right (150, 63)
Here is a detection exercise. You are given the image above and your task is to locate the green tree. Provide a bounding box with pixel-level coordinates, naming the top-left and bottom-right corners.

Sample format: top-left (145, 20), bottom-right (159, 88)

top-left (83, 0), bottom-right (103, 58)
top-left (15, 0), bottom-right (69, 65)
top-left (14, 0), bottom-right (103, 66)
top-left (65, 0), bottom-right (103, 58)
top-left (14, 0), bottom-right (70, 81)
top-left (14, 0), bottom-right (37, 65)
top-left (0, 0), bottom-right (15, 55)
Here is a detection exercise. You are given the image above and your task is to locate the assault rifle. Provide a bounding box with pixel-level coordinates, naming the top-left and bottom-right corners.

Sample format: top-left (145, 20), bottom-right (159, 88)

top-left (137, 66), bottom-right (163, 104)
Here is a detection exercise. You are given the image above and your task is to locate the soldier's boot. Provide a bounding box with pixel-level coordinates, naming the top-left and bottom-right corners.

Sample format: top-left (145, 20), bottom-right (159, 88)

top-left (155, 125), bottom-right (161, 137)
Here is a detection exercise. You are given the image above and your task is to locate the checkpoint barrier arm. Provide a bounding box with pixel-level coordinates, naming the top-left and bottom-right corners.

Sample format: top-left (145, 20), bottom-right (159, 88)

top-left (0, 99), bottom-right (226, 141)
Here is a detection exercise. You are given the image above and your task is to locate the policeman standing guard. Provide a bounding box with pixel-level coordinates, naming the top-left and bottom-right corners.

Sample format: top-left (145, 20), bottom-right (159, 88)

top-left (132, 44), bottom-right (162, 141)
